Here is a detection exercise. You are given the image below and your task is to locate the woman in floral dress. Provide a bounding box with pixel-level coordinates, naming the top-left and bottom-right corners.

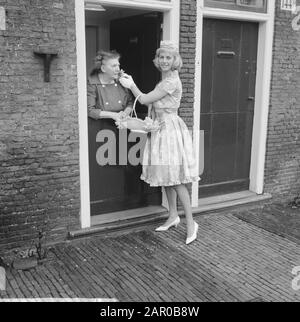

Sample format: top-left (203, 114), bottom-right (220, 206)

top-left (120, 41), bottom-right (200, 245)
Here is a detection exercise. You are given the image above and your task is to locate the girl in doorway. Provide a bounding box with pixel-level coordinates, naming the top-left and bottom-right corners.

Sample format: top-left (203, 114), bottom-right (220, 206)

top-left (120, 41), bottom-right (200, 245)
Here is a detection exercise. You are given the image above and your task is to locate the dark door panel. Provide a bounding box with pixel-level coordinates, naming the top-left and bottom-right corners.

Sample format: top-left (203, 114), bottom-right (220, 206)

top-left (200, 113), bottom-right (213, 185)
top-left (236, 112), bottom-right (254, 179)
top-left (110, 12), bottom-right (162, 116)
top-left (211, 113), bottom-right (237, 182)
top-left (213, 22), bottom-right (240, 112)
top-left (199, 19), bottom-right (258, 197)
top-left (201, 21), bottom-right (213, 114)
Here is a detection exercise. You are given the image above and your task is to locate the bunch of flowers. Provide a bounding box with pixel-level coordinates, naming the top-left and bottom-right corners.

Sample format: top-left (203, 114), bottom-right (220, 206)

top-left (115, 115), bottom-right (162, 133)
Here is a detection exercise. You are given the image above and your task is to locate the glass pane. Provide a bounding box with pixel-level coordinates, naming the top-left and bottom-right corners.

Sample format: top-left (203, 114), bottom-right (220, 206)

top-left (236, 0), bottom-right (264, 8)
top-left (204, 0), bottom-right (267, 13)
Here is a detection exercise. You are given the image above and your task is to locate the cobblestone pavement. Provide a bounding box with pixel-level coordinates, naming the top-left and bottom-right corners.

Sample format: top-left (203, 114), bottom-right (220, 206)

top-left (0, 203), bottom-right (299, 302)
top-left (232, 202), bottom-right (300, 244)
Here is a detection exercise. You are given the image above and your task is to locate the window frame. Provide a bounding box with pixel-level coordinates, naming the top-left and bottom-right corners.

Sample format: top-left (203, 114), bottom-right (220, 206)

top-left (204, 0), bottom-right (268, 13)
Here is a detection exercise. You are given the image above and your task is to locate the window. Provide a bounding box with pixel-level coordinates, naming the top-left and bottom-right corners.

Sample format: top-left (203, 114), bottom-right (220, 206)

top-left (280, 0), bottom-right (296, 11)
top-left (204, 0), bottom-right (268, 13)
top-left (237, 0), bottom-right (265, 8)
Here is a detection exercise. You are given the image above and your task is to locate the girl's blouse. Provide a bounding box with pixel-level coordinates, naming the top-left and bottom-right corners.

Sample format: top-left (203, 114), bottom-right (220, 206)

top-left (153, 70), bottom-right (182, 111)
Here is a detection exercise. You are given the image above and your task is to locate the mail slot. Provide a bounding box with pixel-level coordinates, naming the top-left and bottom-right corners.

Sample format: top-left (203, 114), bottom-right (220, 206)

top-left (217, 51), bottom-right (236, 57)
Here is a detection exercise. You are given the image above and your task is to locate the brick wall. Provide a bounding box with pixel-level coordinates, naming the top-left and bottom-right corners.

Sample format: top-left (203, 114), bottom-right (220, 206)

top-left (264, 1), bottom-right (300, 200)
top-left (179, 0), bottom-right (197, 129)
top-left (0, 0), bottom-right (80, 252)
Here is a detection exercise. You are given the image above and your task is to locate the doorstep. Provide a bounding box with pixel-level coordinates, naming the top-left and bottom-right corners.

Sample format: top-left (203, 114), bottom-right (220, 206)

top-left (68, 191), bottom-right (272, 239)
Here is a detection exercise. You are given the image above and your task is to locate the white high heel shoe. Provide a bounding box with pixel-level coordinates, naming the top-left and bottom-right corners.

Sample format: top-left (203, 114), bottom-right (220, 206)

top-left (155, 216), bottom-right (180, 232)
top-left (186, 222), bottom-right (199, 245)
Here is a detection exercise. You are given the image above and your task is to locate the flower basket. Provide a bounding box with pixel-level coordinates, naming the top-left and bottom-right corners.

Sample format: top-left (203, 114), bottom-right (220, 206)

top-left (116, 96), bottom-right (161, 134)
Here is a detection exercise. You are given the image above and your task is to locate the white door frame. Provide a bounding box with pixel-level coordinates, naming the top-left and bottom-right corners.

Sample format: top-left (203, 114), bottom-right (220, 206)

top-left (193, 0), bottom-right (276, 205)
top-left (75, 0), bottom-right (180, 229)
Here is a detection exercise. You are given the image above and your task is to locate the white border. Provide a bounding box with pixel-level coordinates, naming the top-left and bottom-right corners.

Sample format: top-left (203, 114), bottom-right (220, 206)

top-left (91, 0), bottom-right (173, 11)
top-left (249, 1), bottom-right (276, 194)
top-left (202, 6), bottom-right (272, 21)
top-left (191, 0), bottom-right (204, 207)
top-left (75, 0), bottom-right (91, 228)
top-left (0, 7), bottom-right (6, 31)
top-left (75, 0), bottom-right (180, 228)
top-left (194, 0), bottom-right (276, 201)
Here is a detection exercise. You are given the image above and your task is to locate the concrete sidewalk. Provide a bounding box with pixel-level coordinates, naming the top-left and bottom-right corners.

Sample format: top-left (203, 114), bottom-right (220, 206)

top-left (0, 202), bottom-right (299, 302)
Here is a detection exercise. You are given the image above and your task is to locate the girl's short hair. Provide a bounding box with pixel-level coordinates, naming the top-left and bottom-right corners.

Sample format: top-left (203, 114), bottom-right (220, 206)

top-left (153, 48), bottom-right (183, 72)
top-left (90, 50), bottom-right (121, 75)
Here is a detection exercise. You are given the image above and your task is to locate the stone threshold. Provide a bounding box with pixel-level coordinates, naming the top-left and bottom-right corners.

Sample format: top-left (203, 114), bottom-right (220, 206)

top-left (68, 191), bottom-right (272, 239)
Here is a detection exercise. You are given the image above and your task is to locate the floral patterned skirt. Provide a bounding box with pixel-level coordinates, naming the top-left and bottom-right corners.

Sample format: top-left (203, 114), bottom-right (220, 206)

top-left (141, 112), bottom-right (200, 187)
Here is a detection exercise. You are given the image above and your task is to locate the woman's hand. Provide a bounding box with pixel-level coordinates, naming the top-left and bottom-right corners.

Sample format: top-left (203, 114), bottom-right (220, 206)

top-left (119, 74), bottom-right (135, 89)
top-left (118, 111), bottom-right (129, 121)
top-left (98, 111), bottom-right (120, 121)
top-left (124, 107), bottom-right (132, 117)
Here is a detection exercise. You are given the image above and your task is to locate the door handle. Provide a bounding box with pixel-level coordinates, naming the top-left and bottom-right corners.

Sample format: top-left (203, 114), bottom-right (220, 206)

top-left (248, 96), bottom-right (255, 101)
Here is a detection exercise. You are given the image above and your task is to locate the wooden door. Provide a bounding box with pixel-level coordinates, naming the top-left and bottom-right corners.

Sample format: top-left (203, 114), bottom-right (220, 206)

top-left (200, 19), bottom-right (258, 197)
top-left (86, 26), bottom-right (99, 77)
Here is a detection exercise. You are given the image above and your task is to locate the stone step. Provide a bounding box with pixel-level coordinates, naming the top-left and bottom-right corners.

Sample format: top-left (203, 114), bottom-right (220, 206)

top-left (68, 191), bottom-right (272, 239)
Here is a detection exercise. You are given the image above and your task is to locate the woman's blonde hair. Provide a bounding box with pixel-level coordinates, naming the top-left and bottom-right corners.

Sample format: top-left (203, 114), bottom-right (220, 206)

top-left (90, 50), bottom-right (121, 75)
top-left (153, 48), bottom-right (183, 72)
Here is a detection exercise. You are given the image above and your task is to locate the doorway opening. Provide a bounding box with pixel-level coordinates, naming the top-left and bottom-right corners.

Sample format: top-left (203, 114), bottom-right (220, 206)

top-left (85, 7), bottom-right (163, 217)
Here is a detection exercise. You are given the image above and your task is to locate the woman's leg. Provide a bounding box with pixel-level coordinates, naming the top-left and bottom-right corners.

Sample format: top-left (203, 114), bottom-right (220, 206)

top-left (173, 184), bottom-right (195, 238)
top-left (163, 186), bottom-right (178, 225)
